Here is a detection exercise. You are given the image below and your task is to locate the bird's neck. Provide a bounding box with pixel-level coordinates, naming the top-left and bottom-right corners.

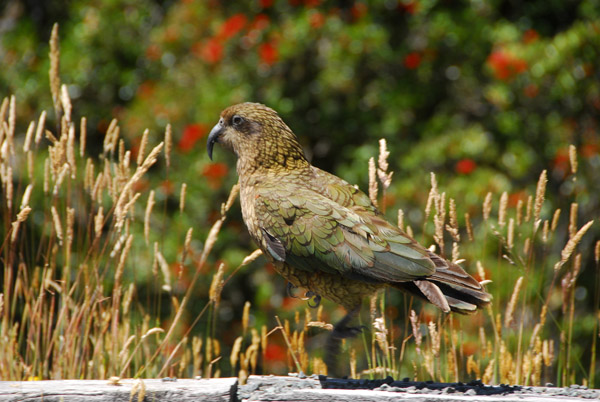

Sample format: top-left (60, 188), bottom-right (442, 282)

top-left (237, 154), bottom-right (311, 186)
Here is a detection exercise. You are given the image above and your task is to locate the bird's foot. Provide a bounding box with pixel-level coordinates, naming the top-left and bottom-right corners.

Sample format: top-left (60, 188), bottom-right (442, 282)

top-left (305, 291), bottom-right (321, 308)
top-left (286, 283), bottom-right (322, 308)
top-left (286, 282), bottom-right (299, 298)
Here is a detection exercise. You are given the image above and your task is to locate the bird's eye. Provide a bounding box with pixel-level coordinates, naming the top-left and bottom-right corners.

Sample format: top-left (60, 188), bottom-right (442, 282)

top-left (232, 115), bottom-right (244, 126)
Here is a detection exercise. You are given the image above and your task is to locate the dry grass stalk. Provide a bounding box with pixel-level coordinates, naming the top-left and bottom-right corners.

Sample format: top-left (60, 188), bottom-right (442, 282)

top-left (409, 310), bottom-right (422, 354)
top-left (48, 24), bottom-right (61, 114)
top-left (476, 261), bottom-right (486, 282)
top-left (155, 249), bottom-right (172, 292)
top-left (79, 117), bottom-right (87, 157)
top-left (60, 84), bottom-right (72, 123)
top-left (4, 166), bottom-right (13, 209)
top-left (595, 240), bottom-right (600, 264)
top-left (94, 206), bottom-right (104, 238)
top-left (0, 96), bottom-right (8, 126)
top-left (209, 263), bottom-right (226, 306)
top-left (525, 195), bottom-right (533, 223)
top-left (368, 157), bottom-right (378, 207)
top-left (425, 173), bottom-right (438, 220)
top-left (533, 170), bottom-right (547, 224)
top-left (242, 301), bottom-right (251, 334)
top-left (137, 128), bottom-right (149, 165)
top-left (397, 209), bottom-right (404, 230)
top-left (568, 203), bottom-right (578, 239)
top-left (51, 205), bottom-right (63, 244)
top-left (446, 198), bottom-right (460, 242)
top-left (164, 124), bottom-right (172, 168)
top-left (114, 142), bottom-right (163, 230)
top-left (433, 192), bottom-right (446, 252)
top-left (554, 220), bottom-right (594, 271)
top-left (483, 192), bottom-right (492, 221)
top-left (10, 206), bottom-right (32, 242)
top-left (377, 139), bottom-right (393, 190)
top-left (23, 121), bottom-right (35, 152)
top-left (182, 227), bottom-right (194, 259)
top-left (505, 276), bottom-right (524, 327)
top-left (34, 111), bottom-right (47, 144)
top-left (467, 355), bottom-right (480, 378)
top-left (569, 144), bottom-right (577, 175)
top-left (20, 184), bottom-right (33, 209)
top-left (539, 220), bottom-right (549, 243)
top-left (507, 218), bottom-right (515, 250)
top-left (230, 336), bottom-right (243, 371)
top-left (373, 317), bottom-right (389, 352)
top-left (465, 212), bottom-right (474, 241)
top-left (144, 190), bottom-right (155, 244)
top-left (516, 199), bottom-right (523, 226)
top-left (498, 191), bottom-right (508, 227)
top-left (551, 209), bottom-right (561, 232)
top-left (179, 183), bottom-right (187, 212)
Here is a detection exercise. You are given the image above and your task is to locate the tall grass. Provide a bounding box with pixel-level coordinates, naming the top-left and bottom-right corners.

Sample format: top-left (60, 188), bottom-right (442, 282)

top-left (1, 24), bottom-right (598, 387)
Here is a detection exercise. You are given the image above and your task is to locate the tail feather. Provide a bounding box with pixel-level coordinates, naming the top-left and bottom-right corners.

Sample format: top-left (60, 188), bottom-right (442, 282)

top-left (393, 253), bottom-right (491, 314)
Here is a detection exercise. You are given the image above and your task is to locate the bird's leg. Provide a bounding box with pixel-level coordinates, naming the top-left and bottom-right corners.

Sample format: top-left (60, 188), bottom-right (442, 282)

top-left (325, 306), bottom-right (364, 378)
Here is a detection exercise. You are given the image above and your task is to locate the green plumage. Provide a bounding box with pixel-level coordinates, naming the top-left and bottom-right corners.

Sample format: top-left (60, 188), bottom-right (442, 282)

top-left (207, 102), bottom-right (491, 315)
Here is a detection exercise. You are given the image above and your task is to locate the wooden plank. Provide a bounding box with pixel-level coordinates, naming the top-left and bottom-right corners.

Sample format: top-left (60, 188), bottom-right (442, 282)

top-left (238, 375), bottom-right (599, 402)
top-left (0, 378), bottom-right (237, 402)
top-left (0, 376), bottom-right (598, 401)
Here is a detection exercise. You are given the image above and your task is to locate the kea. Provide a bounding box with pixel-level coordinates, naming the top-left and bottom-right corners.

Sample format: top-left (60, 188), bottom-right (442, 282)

top-left (206, 102), bottom-right (491, 375)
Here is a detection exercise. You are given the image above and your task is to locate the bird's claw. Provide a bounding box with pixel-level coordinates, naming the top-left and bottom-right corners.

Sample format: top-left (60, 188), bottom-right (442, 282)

top-left (305, 292), bottom-right (321, 308)
top-left (287, 283), bottom-right (321, 307)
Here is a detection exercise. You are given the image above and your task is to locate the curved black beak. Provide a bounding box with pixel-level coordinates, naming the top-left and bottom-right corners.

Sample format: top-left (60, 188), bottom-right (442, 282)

top-left (206, 122), bottom-right (223, 160)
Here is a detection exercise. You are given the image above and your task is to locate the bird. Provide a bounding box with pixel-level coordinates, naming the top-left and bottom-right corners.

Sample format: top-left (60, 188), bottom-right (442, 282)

top-left (206, 102), bottom-right (491, 376)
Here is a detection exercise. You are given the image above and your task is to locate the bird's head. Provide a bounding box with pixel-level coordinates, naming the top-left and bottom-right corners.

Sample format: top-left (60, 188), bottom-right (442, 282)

top-left (207, 103), bottom-right (308, 171)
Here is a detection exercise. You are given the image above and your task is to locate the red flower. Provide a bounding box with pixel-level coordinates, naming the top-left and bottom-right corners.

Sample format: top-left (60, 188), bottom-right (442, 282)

top-left (523, 29), bottom-right (539, 44)
top-left (218, 14), bottom-right (247, 41)
top-left (309, 11), bottom-right (325, 29)
top-left (487, 50), bottom-right (528, 81)
top-left (250, 14), bottom-right (270, 31)
top-left (178, 123), bottom-right (208, 152)
top-left (259, 0), bottom-right (274, 8)
top-left (351, 2), bottom-right (368, 20)
top-left (145, 44), bottom-right (161, 61)
top-left (553, 148), bottom-right (570, 172)
top-left (203, 162), bottom-right (229, 188)
top-left (196, 38), bottom-right (223, 64)
top-left (160, 179), bottom-right (174, 195)
top-left (455, 158), bottom-right (477, 175)
top-left (403, 52), bottom-right (421, 69)
top-left (304, 0), bottom-right (321, 7)
top-left (524, 83), bottom-right (538, 98)
top-left (137, 80), bottom-right (156, 99)
top-left (398, 1), bottom-right (419, 15)
top-left (264, 343), bottom-right (286, 361)
top-left (259, 41), bottom-right (279, 65)
top-left (582, 143), bottom-right (599, 158)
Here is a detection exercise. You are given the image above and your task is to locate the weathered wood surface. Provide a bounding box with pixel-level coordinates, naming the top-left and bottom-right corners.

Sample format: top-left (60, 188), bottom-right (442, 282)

top-left (0, 375), bottom-right (598, 401)
top-left (239, 375), bottom-right (598, 402)
top-left (0, 378), bottom-right (237, 402)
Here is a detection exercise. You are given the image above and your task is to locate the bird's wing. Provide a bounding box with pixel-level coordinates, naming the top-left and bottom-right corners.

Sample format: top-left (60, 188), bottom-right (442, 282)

top-left (312, 166), bottom-right (377, 212)
top-left (256, 185), bottom-right (435, 282)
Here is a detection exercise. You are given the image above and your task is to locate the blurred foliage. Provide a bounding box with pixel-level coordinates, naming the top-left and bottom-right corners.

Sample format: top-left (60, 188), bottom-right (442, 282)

top-left (1, 0), bottom-right (599, 383)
